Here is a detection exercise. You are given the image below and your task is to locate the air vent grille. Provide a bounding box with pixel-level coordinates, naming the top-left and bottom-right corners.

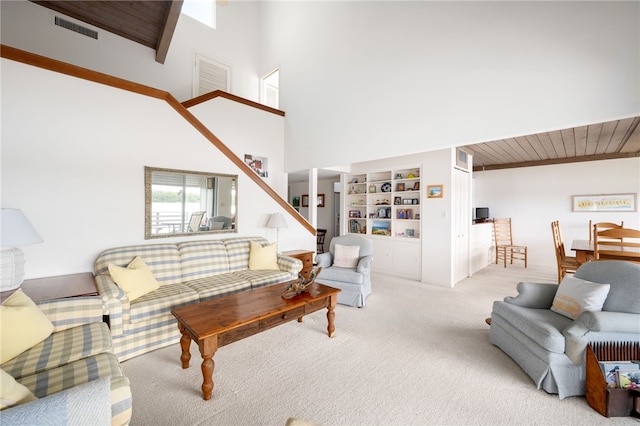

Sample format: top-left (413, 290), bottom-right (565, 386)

top-left (54, 16), bottom-right (98, 40)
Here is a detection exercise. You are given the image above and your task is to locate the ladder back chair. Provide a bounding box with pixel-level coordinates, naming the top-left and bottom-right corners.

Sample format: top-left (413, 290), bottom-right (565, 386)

top-left (493, 218), bottom-right (527, 268)
top-left (593, 227), bottom-right (640, 263)
top-left (589, 220), bottom-right (624, 242)
top-left (316, 229), bottom-right (327, 254)
top-left (551, 220), bottom-right (579, 283)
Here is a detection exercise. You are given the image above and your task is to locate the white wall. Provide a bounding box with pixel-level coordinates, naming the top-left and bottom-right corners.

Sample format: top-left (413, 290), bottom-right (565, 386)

top-left (473, 157), bottom-right (640, 268)
top-left (1, 58), bottom-right (314, 278)
top-left (261, 1), bottom-right (640, 172)
top-left (288, 178), bottom-right (338, 247)
top-left (0, 0), bottom-right (261, 102)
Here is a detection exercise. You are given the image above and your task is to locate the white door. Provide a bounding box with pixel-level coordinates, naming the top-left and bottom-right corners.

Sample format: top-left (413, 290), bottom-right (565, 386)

top-left (453, 168), bottom-right (471, 283)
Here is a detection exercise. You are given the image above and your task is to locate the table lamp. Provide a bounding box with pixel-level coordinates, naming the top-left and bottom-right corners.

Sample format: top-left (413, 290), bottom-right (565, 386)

top-left (0, 208), bottom-right (43, 291)
top-left (266, 212), bottom-right (287, 252)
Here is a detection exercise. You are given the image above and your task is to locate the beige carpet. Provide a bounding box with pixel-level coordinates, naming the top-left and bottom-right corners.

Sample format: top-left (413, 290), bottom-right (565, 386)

top-left (121, 264), bottom-right (638, 426)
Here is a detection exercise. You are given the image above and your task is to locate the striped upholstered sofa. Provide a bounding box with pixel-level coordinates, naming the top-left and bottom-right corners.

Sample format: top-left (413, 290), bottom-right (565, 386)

top-left (94, 236), bottom-right (303, 361)
top-left (1, 295), bottom-right (132, 425)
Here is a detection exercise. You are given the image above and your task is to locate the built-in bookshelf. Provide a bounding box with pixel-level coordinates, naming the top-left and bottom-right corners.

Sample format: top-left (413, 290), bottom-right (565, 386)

top-left (345, 167), bottom-right (421, 240)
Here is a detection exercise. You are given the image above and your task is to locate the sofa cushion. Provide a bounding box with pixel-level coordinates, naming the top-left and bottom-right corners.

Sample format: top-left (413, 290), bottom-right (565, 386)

top-left (184, 274), bottom-right (251, 301)
top-left (108, 257), bottom-right (160, 302)
top-left (317, 266), bottom-right (364, 285)
top-left (0, 368), bottom-right (37, 410)
top-left (574, 261), bottom-right (640, 314)
top-left (491, 301), bottom-right (571, 354)
top-left (178, 240), bottom-right (230, 281)
top-left (249, 241), bottom-right (279, 270)
top-left (15, 352), bottom-right (124, 399)
top-left (95, 244), bottom-right (183, 286)
top-left (233, 270), bottom-right (294, 289)
top-left (0, 289), bottom-right (54, 364)
top-left (129, 283), bottom-right (199, 324)
top-left (551, 276), bottom-right (610, 320)
top-left (224, 236), bottom-right (270, 272)
top-left (333, 244), bottom-right (360, 268)
top-left (1, 322), bottom-right (113, 381)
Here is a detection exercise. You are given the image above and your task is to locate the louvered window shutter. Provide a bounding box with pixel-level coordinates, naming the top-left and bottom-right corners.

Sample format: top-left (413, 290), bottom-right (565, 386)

top-left (194, 54), bottom-right (230, 97)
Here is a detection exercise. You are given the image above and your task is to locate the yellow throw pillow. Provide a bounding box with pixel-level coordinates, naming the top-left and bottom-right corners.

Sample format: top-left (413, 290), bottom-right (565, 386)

top-left (0, 289), bottom-right (54, 364)
top-left (108, 256), bottom-right (160, 302)
top-left (0, 368), bottom-right (37, 410)
top-left (248, 242), bottom-right (279, 270)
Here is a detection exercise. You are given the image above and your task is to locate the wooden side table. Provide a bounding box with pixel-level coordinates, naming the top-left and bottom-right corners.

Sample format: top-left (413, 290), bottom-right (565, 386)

top-left (282, 250), bottom-right (314, 280)
top-left (0, 272), bottom-right (97, 303)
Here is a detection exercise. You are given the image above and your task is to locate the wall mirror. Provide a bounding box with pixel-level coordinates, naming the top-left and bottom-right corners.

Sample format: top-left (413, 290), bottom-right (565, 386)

top-left (145, 166), bottom-right (237, 239)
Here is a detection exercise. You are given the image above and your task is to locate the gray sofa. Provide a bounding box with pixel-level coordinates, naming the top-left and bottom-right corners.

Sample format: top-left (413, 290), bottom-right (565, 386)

top-left (489, 260), bottom-right (640, 399)
top-left (316, 235), bottom-right (373, 307)
top-left (94, 236), bottom-right (302, 361)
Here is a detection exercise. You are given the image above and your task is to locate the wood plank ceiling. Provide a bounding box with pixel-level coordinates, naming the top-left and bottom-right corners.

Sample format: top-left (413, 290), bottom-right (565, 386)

top-left (30, 0), bottom-right (183, 63)
top-left (463, 116), bottom-right (640, 171)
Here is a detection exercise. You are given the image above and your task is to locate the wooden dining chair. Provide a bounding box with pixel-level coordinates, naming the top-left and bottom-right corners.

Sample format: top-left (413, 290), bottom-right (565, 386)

top-left (589, 220), bottom-right (624, 242)
top-left (551, 221), bottom-right (579, 283)
top-left (593, 227), bottom-right (640, 263)
top-left (316, 229), bottom-right (327, 254)
top-left (493, 218), bottom-right (527, 268)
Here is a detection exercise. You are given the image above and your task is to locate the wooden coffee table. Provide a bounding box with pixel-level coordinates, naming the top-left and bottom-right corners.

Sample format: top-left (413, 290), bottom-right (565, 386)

top-left (171, 281), bottom-right (340, 400)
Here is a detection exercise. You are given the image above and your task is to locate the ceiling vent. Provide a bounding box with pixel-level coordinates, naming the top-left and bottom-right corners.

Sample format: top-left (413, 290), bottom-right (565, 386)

top-left (54, 16), bottom-right (98, 40)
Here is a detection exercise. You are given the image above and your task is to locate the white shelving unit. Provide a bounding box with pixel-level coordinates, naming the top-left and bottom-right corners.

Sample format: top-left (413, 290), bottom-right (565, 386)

top-left (346, 167), bottom-right (421, 239)
top-left (345, 167), bottom-right (422, 280)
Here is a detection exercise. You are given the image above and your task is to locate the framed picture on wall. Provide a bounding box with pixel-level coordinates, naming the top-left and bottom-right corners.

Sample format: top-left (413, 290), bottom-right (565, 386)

top-left (427, 184), bottom-right (444, 198)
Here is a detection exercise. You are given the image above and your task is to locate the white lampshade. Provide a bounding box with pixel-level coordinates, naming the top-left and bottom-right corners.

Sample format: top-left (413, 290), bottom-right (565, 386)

top-left (1, 209), bottom-right (43, 291)
top-left (267, 213), bottom-right (287, 230)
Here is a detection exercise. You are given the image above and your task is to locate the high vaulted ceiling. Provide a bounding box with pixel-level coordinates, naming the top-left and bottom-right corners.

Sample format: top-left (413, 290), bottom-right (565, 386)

top-left (30, 0), bottom-right (183, 63)
top-left (28, 1), bottom-right (640, 174)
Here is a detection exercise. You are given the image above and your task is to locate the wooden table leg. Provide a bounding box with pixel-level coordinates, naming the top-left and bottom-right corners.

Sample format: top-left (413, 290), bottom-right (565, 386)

top-left (576, 251), bottom-right (587, 266)
top-left (326, 294), bottom-right (336, 338)
top-left (198, 336), bottom-right (218, 400)
top-left (177, 323), bottom-right (191, 369)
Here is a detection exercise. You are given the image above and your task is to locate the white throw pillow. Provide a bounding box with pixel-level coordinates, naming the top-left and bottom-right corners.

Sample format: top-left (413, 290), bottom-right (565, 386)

top-left (551, 276), bottom-right (610, 320)
top-left (333, 244), bottom-right (360, 268)
top-left (249, 241), bottom-right (279, 270)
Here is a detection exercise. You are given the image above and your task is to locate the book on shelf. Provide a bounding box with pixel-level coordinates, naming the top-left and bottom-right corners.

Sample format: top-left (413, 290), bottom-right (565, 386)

top-left (616, 369), bottom-right (640, 389)
top-left (599, 361), bottom-right (640, 388)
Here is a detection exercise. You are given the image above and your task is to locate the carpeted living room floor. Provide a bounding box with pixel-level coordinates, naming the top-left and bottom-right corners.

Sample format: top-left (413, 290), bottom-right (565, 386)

top-left (121, 264), bottom-right (639, 426)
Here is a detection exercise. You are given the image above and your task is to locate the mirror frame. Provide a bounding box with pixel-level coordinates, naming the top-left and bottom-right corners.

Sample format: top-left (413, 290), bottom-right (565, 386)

top-left (144, 166), bottom-right (238, 239)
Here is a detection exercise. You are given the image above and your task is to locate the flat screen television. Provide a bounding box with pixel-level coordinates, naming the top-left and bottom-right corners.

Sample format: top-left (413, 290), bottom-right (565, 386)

top-left (475, 207), bottom-right (489, 222)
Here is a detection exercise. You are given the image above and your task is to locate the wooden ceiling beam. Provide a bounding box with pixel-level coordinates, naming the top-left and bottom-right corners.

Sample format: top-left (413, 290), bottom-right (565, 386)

top-left (156, 1), bottom-right (183, 64)
top-left (472, 151), bottom-right (640, 172)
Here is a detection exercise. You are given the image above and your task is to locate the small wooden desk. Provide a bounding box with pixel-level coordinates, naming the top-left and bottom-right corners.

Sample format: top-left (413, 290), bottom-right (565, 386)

top-left (282, 249), bottom-right (314, 279)
top-left (571, 239), bottom-right (593, 266)
top-left (0, 272), bottom-right (97, 303)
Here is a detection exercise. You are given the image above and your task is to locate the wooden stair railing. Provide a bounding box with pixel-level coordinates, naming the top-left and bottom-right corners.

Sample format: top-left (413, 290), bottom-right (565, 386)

top-left (0, 44), bottom-right (315, 236)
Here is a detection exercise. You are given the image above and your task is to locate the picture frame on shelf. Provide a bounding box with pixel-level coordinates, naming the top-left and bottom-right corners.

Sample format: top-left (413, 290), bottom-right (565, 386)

top-left (394, 197), bottom-right (401, 205)
top-left (349, 210), bottom-right (361, 218)
top-left (396, 183), bottom-right (405, 191)
top-left (413, 182), bottom-right (420, 190)
top-left (427, 185), bottom-right (444, 198)
top-left (415, 214), bottom-right (420, 220)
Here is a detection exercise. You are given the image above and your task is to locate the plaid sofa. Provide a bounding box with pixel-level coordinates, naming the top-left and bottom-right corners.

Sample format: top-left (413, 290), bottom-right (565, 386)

top-left (94, 236), bottom-right (302, 361)
top-left (1, 296), bottom-right (132, 426)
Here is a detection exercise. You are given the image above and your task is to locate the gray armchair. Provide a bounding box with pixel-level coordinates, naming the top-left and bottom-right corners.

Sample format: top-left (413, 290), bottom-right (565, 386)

top-left (488, 260), bottom-right (640, 399)
top-left (315, 235), bottom-right (373, 307)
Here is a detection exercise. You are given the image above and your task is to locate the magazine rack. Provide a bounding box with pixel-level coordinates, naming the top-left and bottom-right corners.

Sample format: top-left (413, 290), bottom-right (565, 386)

top-left (586, 342), bottom-right (640, 417)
